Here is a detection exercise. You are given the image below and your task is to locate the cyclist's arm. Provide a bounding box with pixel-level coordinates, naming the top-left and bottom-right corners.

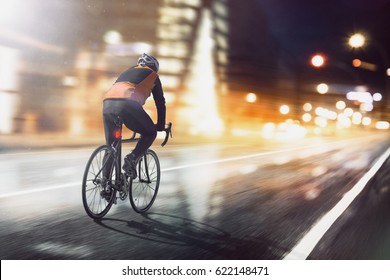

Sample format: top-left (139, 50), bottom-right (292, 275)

top-left (152, 77), bottom-right (166, 131)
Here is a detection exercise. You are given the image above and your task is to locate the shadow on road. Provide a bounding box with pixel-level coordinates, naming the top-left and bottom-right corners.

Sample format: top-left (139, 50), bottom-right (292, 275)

top-left (94, 212), bottom-right (284, 259)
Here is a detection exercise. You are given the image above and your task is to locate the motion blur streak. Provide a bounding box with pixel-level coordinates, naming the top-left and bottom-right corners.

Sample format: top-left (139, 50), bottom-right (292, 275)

top-left (0, 133), bottom-right (390, 259)
top-left (284, 147), bottom-right (390, 260)
top-left (0, 140), bottom-right (342, 198)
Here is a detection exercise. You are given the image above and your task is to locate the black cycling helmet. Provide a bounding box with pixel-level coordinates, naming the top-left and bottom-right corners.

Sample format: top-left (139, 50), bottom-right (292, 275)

top-left (137, 53), bottom-right (159, 72)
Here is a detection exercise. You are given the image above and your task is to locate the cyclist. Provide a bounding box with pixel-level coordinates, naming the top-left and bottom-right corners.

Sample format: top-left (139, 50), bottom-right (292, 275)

top-left (103, 53), bottom-right (166, 179)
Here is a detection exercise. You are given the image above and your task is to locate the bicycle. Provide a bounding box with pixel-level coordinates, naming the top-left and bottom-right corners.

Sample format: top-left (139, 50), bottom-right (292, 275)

top-left (82, 117), bottom-right (172, 219)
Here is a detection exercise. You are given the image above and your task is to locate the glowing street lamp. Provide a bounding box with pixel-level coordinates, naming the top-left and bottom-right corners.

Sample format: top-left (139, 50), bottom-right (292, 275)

top-left (103, 30), bottom-right (122, 45)
top-left (311, 54), bottom-right (325, 68)
top-left (316, 83), bottom-right (329, 94)
top-left (303, 103), bottom-right (312, 112)
top-left (336, 100), bottom-right (346, 110)
top-left (280, 105), bottom-right (290, 115)
top-left (349, 33), bottom-right (365, 48)
top-left (362, 117), bottom-right (371, 126)
top-left (245, 92), bottom-right (257, 103)
top-left (373, 92), bottom-right (382, 101)
top-left (302, 113), bottom-right (312, 122)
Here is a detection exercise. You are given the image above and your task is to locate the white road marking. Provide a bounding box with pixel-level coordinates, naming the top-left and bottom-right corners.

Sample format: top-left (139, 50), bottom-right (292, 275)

top-left (33, 242), bottom-right (93, 258)
top-left (0, 143), bottom-right (323, 198)
top-left (0, 182), bottom-right (80, 198)
top-left (283, 147), bottom-right (390, 260)
top-left (160, 144), bottom-right (315, 172)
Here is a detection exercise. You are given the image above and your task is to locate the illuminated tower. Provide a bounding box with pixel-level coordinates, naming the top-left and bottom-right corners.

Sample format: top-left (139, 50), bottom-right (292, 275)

top-left (156, 0), bottom-right (229, 136)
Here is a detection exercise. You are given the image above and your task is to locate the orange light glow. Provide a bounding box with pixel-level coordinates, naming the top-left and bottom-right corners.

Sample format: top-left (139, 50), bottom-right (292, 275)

top-left (352, 59), bottom-right (362, 67)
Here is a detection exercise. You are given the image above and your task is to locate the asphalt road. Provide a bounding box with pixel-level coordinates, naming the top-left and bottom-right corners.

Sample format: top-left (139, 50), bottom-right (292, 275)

top-left (0, 132), bottom-right (389, 260)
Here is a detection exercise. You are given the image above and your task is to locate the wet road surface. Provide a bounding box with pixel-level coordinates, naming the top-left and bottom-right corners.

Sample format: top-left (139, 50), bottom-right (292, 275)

top-left (0, 132), bottom-right (389, 260)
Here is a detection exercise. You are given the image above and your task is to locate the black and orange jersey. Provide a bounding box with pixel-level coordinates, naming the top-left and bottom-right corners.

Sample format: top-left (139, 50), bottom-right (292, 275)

top-left (104, 65), bottom-right (166, 129)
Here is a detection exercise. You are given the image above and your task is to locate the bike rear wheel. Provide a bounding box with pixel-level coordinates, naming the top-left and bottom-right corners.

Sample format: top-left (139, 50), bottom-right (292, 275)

top-left (129, 149), bottom-right (160, 213)
top-left (82, 145), bottom-right (118, 219)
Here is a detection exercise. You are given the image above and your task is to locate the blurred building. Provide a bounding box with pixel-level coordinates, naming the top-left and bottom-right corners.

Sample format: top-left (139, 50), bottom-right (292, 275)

top-left (0, 0), bottom-right (234, 137)
top-left (6, 0), bottom-right (379, 139)
top-left (155, 0), bottom-right (230, 136)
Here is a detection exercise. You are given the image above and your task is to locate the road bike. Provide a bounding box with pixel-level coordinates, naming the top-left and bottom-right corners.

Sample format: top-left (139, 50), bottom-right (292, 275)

top-left (82, 117), bottom-right (172, 219)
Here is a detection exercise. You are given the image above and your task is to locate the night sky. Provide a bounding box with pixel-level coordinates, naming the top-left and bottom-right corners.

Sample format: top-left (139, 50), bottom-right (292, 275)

top-left (258, 0), bottom-right (390, 66)
top-left (223, 0), bottom-right (390, 96)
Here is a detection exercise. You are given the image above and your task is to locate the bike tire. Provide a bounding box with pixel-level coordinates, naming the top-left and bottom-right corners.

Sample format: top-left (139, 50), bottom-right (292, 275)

top-left (129, 149), bottom-right (160, 213)
top-left (82, 145), bottom-right (118, 219)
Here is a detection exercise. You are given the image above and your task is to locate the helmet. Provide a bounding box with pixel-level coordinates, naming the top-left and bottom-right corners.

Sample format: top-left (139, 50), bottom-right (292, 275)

top-left (137, 53), bottom-right (159, 72)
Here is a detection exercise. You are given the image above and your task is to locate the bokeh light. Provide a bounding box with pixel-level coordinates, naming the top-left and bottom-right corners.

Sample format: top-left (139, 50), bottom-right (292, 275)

top-left (280, 105), bottom-right (290, 115)
top-left (317, 83), bottom-right (329, 94)
top-left (349, 33), bottom-right (365, 48)
top-left (311, 54), bottom-right (325, 67)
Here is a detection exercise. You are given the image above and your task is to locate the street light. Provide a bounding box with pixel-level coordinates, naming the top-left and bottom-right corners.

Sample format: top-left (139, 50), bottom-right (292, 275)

top-left (316, 83), bottom-right (329, 94)
top-left (336, 100), bottom-right (346, 110)
top-left (373, 93), bottom-right (382, 102)
top-left (245, 92), bottom-right (257, 103)
top-left (348, 33), bottom-right (365, 48)
top-left (103, 30), bottom-right (122, 44)
top-left (280, 105), bottom-right (290, 115)
top-left (352, 58), bottom-right (377, 71)
top-left (311, 54), bottom-right (326, 68)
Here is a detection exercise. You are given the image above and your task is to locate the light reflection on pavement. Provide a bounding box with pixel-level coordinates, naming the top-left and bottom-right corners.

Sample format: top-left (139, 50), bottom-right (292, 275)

top-left (0, 132), bottom-right (389, 259)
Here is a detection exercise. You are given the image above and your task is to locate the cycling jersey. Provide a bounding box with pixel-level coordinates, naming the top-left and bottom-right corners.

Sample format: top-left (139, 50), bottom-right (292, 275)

top-left (104, 66), bottom-right (156, 105)
top-left (104, 65), bottom-right (166, 130)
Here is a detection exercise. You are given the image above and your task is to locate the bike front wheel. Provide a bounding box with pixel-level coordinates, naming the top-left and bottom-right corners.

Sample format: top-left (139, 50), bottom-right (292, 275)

top-left (129, 149), bottom-right (160, 213)
top-left (82, 145), bottom-right (118, 219)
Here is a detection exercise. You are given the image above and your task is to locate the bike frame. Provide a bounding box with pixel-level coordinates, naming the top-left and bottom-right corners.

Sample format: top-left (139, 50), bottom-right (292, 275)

top-left (109, 119), bottom-right (150, 187)
top-left (100, 116), bottom-right (171, 188)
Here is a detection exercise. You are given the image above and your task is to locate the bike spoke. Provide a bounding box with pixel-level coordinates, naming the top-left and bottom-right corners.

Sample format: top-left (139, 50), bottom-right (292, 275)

top-left (130, 150), bottom-right (160, 213)
top-left (82, 145), bottom-right (117, 219)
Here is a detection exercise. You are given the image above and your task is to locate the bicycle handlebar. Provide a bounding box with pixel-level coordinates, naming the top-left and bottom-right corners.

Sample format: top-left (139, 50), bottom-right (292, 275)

top-left (122, 122), bottom-right (172, 146)
top-left (161, 122), bottom-right (172, 147)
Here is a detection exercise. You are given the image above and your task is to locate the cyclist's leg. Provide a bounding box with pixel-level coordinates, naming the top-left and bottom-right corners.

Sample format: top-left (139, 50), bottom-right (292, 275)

top-left (103, 100), bottom-right (123, 145)
top-left (102, 100), bottom-right (123, 178)
top-left (121, 100), bottom-right (157, 159)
